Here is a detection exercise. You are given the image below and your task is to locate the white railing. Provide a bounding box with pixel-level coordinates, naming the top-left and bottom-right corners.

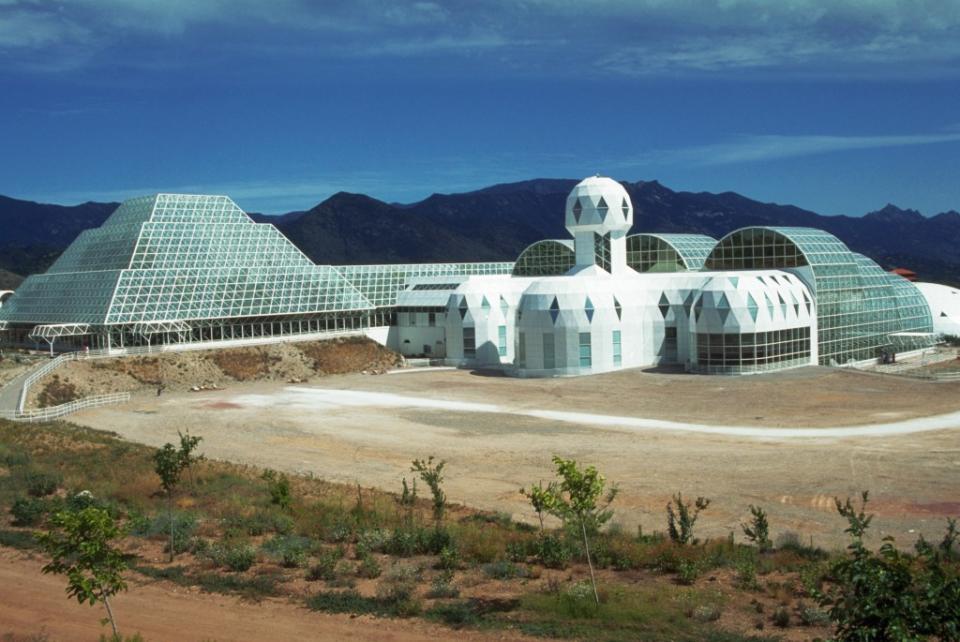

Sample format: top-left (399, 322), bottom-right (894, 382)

top-left (17, 352), bottom-right (78, 413)
top-left (2, 392), bottom-right (131, 423)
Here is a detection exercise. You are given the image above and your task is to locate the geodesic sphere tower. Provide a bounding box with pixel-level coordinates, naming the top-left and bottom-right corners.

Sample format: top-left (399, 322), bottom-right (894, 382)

top-left (564, 176), bottom-right (633, 274)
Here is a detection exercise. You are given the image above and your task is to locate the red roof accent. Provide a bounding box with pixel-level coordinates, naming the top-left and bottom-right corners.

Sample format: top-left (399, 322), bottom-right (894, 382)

top-left (890, 267), bottom-right (918, 281)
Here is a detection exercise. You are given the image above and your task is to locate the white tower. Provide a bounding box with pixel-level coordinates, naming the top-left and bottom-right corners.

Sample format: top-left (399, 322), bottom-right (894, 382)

top-left (564, 176), bottom-right (633, 275)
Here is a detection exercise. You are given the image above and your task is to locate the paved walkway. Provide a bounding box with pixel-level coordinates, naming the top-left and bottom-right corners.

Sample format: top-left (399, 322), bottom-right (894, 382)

top-left (231, 386), bottom-right (960, 440)
top-left (0, 369), bottom-right (31, 415)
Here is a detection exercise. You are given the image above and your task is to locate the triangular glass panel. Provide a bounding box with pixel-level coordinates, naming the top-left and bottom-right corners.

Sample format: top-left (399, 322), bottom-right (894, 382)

top-left (572, 198), bottom-right (582, 223)
top-left (769, 275), bottom-right (779, 285)
top-left (458, 297), bottom-right (468, 320)
top-left (694, 295), bottom-right (704, 322)
top-left (621, 197), bottom-right (629, 217)
top-left (942, 311), bottom-right (949, 317)
top-left (658, 293), bottom-right (670, 319)
top-left (481, 296), bottom-right (490, 311)
top-left (717, 293), bottom-right (730, 324)
top-left (584, 296), bottom-right (594, 323)
top-left (729, 277), bottom-right (738, 288)
top-left (765, 292), bottom-right (775, 319)
top-left (794, 303), bottom-right (800, 315)
top-left (549, 296), bottom-right (560, 324)
top-left (746, 293), bottom-right (759, 322)
top-left (500, 296), bottom-right (509, 317)
top-left (613, 296), bottom-right (622, 321)
top-left (597, 196), bottom-right (609, 221)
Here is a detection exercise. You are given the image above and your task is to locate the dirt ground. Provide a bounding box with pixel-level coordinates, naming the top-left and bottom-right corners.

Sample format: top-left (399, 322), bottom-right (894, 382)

top-left (26, 337), bottom-right (401, 408)
top-left (71, 365), bottom-right (960, 550)
top-left (0, 548), bottom-right (533, 642)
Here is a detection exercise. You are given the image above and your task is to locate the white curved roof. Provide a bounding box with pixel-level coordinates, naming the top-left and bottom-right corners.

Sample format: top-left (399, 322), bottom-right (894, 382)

top-left (565, 176), bottom-right (633, 235)
top-left (915, 282), bottom-right (960, 336)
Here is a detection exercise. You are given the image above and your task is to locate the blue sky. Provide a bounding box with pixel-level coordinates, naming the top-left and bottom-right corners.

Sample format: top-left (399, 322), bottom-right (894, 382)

top-left (1, 1), bottom-right (958, 216)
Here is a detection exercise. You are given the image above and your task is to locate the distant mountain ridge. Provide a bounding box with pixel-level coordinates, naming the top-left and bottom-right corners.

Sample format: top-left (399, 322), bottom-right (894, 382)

top-left (1, 181), bottom-right (958, 286)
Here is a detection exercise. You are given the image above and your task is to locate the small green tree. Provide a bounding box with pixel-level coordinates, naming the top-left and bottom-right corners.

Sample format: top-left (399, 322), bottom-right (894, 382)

top-left (741, 504), bottom-right (771, 551)
top-left (666, 493), bottom-right (710, 545)
top-left (176, 430), bottom-right (204, 486)
top-left (36, 507), bottom-right (128, 639)
top-left (542, 456), bottom-right (618, 606)
top-left (153, 442), bottom-right (183, 563)
top-left (411, 456), bottom-right (446, 524)
top-left (521, 480), bottom-right (556, 533)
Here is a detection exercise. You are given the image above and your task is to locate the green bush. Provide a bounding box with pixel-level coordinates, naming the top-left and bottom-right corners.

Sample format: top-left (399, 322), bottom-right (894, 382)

top-left (676, 558), bottom-right (702, 586)
top-left (666, 493), bottom-right (710, 545)
top-left (306, 549), bottom-right (342, 582)
top-left (536, 534), bottom-right (572, 569)
top-left (817, 493), bottom-right (960, 641)
top-left (223, 544), bottom-right (256, 572)
top-left (307, 590), bottom-right (384, 616)
top-left (24, 470), bottom-right (62, 497)
top-left (130, 512), bottom-right (197, 555)
top-left (772, 606), bottom-right (790, 628)
top-left (427, 569), bottom-right (460, 598)
top-left (356, 554), bottom-right (382, 579)
top-left (425, 601), bottom-right (477, 628)
top-left (10, 496), bottom-right (50, 526)
top-left (261, 535), bottom-right (312, 568)
top-left (482, 560), bottom-right (528, 580)
top-left (224, 510), bottom-right (294, 537)
top-left (437, 545), bottom-right (461, 570)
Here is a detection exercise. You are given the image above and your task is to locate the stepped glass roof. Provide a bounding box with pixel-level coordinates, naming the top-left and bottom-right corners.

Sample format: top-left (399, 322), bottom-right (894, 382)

top-left (704, 226), bottom-right (933, 364)
top-left (0, 194), bottom-right (372, 326)
top-left (335, 262), bottom-right (514, 308)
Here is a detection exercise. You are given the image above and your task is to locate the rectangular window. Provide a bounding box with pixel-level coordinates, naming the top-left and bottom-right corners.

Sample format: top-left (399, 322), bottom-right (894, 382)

top-left (543, 333), bottom-right (555, 369)
top-left (579, 332), bottom-right (592, 368)
top-left (463, 327), bottom-right (476, 358)
top-left (498, 325), bottom-right (507, 357)
top-left (613, 330), bottom-right (622, 366)
top-left (517, 332), bottom-right (526, 367)
top-left (428, 312), bottom-right (436, 327)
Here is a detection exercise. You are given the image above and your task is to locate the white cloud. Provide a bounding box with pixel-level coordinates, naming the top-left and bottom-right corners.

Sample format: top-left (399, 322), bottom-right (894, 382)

top-left (631, 131), bottom-right (960, 167)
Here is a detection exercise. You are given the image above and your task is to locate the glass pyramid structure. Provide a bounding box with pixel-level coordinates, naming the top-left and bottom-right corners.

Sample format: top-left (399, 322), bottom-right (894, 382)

top-left (0, 194), bottom-right (372, 328)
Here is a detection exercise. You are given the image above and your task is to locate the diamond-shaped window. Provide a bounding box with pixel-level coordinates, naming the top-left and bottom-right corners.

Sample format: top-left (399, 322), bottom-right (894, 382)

top-left (549, 296), bottom-right (560, 324)
top-left (597, 196), bottom-right (609, 221)
top-left (683, 291), bottom-right (696, 317)
top-left (694, 295), bottom-right (704, 322)
top-left (572, 198), bottom-right (583, 223)
top-left (458, 297), bottom-right (468, 320)
top-left (613, 295), bottom-right (622, 321)
top-left (717, 293), bottom-right (730, 324)
top-left (729, 276), bottom-right (738, 288)
top-left (585, 296), bottom-right (594, 323)
top-left (500, 296), bottom-right (509, 317)
top-left (658, 293), bottom-right (669, 319)
top-left (621, 197), bottom-right (629, 217)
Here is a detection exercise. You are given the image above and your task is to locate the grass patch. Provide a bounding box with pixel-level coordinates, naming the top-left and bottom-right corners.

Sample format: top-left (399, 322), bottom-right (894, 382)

top-left (0, 528), bottom-right (37, 550)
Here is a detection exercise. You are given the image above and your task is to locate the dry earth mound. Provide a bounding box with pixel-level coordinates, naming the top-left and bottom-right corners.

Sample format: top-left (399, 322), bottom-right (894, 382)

top-left (28, 337), bottom-right (401, 408)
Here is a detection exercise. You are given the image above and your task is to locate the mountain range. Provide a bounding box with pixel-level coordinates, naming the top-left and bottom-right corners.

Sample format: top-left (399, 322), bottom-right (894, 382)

top-left (1, 180), bottom-right (958, 288)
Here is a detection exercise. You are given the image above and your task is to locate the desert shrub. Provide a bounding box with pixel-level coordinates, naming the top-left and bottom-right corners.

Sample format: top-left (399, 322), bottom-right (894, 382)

top-left (306, 590), bottom-right (383, 616)
top-left (261, 535), bottom-right (312, 568)
top-left (776, 531), bottom-right (827, 560)
top-left (482, 560), bottom-right (528, 580)
top-left (223, 544), bottom-right (257, 572)
top-left (692, 604), bottom-right (722, 622)
top-left (411, 455), bottom-right (446, 524)
top-left (666, 493), bottom-right (710, 545)
top-left (130, 512), bottom-right (197, 555)
top-left (24, 470), bottom-right (62, 497)
top-left (376, 564), bottom-right (422, 616)
top-left (354, 528), bottom-right (388, 558)
top-left (772, 606), bottom-right (791, 628)
top-left (425, 601), bottom-right (477, 628)
top-left (536, 534), bottom-right (573, 569)
top-left (225, 510), bottom-right (293, 537)
top-left (437, 545), bottom-right (461, 570)
top-left (262, 470), bottom-right (292, 510)
top-left (798, 602), bottom-right (830, 626)
top-left (427, 569), bottom-right (459, 598)
top-left (10, 497), bottom-right (50, 526)
top-left (735, 557), bottom-right (760, 590)
top-left (0, 444), bottom-right (30, 467)
top-left (558, 581), bottom-right (602, 618)
top-left (356, 554), bottom-right (382, 579)
top-left (676, 558), bottom-right (703, 585)
top-left (306, 548), bottom-right (343, 582)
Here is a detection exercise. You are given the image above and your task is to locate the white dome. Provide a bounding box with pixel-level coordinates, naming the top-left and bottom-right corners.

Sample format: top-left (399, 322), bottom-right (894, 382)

top-left (565, 176), bottom-right (633, 236)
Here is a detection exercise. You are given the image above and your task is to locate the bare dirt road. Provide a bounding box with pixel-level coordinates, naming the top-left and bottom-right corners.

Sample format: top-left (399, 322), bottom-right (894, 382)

top-left (72, 366), bottom-right (960, 549)
top-left (0, 549), bottom-right (531, 642)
